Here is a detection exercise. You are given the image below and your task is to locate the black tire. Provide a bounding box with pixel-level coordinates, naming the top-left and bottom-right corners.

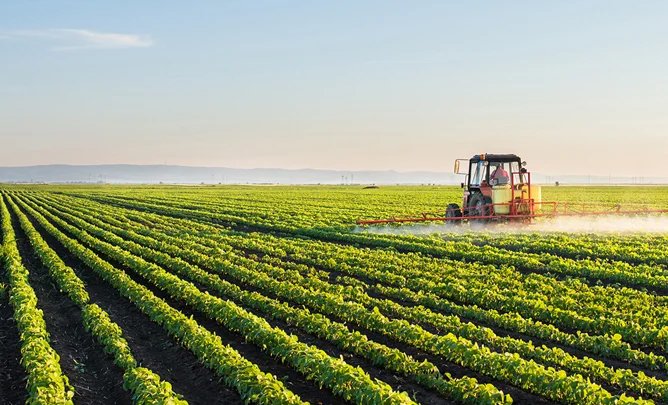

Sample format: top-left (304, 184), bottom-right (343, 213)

top-left (445, 203), bottom-right (462, 226)
top-left (468, 193), bottom-right (493, 224)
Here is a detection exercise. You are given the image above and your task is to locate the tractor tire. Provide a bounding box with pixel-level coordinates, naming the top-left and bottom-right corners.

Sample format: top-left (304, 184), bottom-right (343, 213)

top-left (468, 193), bottom-right (493, 224)
top-left (445, 203), bottom-right (462, 227)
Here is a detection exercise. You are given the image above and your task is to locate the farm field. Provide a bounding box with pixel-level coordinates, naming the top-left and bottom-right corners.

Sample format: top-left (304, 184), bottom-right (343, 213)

top-left (2, 185), bottom-right (668, 405)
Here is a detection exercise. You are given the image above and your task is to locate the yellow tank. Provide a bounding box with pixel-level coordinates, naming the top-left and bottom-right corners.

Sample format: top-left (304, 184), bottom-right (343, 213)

top-left (518, 184), bottom-right (542, 213)
top-left (492, 184), bottom-right (512, 214)
top-left (531, 185), bottom-right (542, 211)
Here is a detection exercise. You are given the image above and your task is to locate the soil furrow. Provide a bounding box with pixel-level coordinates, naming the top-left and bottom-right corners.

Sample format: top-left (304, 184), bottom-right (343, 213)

top-left (9, 206), bottom-right (132, 405)
top-left (21, 205), bottom-right (244, 405)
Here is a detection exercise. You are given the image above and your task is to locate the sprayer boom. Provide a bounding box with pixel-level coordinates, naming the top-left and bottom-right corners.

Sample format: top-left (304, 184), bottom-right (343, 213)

top-left (356, 203), bottom-right (668, 226)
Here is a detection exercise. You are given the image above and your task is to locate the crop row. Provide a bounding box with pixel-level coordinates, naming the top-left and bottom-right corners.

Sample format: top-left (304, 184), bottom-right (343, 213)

top-left (12, 194), bottom-right (308, 405)
top-left (15, 194), bottom-right (417, 405)
top-left (439, 233), bottom-right (668, 267)
top-left (362, 231), bottom-right (668, 290)
top-left (58, 192), bottom-right (668, 358)
top-left (21, 193), bottom-right (652, 405)
top-left (40, 192), bottom-right (668, 373)
top-left (302, 229), bottom-right (668, 351)
top-left (0, 195), bottom-right (74, 404)
top-left (43, 194), bottom-right (668, 403)
top-left (27, 194), bottom-right (512, 404)
top-left (68, 190), bottom-right (668, 330)
top-left (4, 194), bottom-right (187, 404)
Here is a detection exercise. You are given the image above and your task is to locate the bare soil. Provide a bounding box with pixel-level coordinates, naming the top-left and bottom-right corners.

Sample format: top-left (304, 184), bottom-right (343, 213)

top-left (20, 205), bottom-right (244, 405)
top-left (10, 206), bottom-right (132, 404)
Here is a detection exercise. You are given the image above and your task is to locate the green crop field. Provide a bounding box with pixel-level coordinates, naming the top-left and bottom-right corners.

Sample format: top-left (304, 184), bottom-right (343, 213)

top-left (2, 185), bottom-right (668, 405)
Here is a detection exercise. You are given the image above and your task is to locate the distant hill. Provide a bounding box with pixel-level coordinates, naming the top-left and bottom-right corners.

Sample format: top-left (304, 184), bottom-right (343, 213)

top-left (0, 165), bottom-right (665, 185)
top-left (0, 165), bottom-right (459, 185)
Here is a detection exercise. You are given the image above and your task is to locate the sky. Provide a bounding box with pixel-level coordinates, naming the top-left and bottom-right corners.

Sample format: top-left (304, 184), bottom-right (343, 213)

top-left (1, 1), bottom-right (668, 177)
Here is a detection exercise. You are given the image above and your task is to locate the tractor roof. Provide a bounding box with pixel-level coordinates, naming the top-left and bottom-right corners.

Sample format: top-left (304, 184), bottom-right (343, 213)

top-left (470, 153), bottom-right (521, 163)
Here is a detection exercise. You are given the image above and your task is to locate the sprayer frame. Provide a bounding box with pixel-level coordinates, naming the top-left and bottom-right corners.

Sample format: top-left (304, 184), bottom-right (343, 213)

top-left (356, 153), bottom-right (668, 226)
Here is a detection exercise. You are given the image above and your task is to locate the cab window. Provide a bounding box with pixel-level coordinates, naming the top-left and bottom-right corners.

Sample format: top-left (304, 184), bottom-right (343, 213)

top-left (490, 162), bottom-right (511, 185)
top-left (470, 161), bottom-right (488, 186)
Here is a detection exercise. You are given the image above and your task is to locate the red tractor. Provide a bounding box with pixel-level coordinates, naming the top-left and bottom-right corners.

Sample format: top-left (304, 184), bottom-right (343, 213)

top-left (446, 153), bottom-right (539, 223)
top-left (356, 153), bottom-right (668, 226)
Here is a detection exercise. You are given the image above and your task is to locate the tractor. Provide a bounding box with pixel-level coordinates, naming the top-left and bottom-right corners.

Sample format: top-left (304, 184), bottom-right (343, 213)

top-left (356, 153), bottom-right (668, 226)
top-left (446, 153), bottom-right (540, 223)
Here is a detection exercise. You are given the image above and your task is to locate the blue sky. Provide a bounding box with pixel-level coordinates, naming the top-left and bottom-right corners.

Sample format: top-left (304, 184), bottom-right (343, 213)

top-left (2, 1), bottom-right (667, 176)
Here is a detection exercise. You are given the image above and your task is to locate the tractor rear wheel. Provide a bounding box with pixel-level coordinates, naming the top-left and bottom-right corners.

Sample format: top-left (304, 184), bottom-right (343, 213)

top-left (445, 203), bottom-right (462, 226)
top-left (468, 193), bottom-right (493, 224)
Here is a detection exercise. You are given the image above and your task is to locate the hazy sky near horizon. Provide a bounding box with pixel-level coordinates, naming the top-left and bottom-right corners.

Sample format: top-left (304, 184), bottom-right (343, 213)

top-left (2, 1), bottom-right (667, 176)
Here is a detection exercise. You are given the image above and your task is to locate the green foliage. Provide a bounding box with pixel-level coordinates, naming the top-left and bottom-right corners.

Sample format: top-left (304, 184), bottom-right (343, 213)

top-left (3, 184), bottom-right (668, 405)
top-left (16, 195), bottom-right (310, 405)
top-left (5, 195), bottom-right (187, 404)
top-left (0, 195), bottom-right (74, 404)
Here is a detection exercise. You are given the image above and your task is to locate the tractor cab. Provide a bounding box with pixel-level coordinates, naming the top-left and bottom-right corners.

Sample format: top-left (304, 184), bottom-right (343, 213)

top-left (458, 153), bottom-right (525, 199)
top-left (450, 153), bottom-right (540, 221)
